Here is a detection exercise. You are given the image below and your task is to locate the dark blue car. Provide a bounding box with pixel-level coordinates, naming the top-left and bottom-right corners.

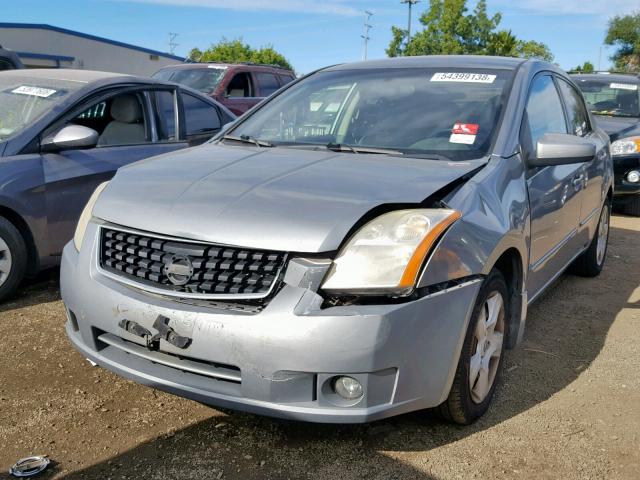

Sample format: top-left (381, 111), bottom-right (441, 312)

top-left (0, 69), bottom-right (235, 300)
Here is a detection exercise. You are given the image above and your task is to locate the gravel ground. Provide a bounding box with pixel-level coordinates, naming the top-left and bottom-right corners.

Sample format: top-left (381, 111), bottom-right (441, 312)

top-left (0, 214), bottom-right (639, 480)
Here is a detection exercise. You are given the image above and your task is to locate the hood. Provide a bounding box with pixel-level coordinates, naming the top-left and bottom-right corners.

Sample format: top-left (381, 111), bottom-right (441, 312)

top-left (593, 115), bottom-right (640, 141)
top-left (94, 144), bottom-right (486, 252)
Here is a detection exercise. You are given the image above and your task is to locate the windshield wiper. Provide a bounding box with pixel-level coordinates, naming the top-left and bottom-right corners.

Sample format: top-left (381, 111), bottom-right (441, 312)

top-left (221, 134), bottom-right (274, 148)
top-left (326, 143), bottom-right (403, 155)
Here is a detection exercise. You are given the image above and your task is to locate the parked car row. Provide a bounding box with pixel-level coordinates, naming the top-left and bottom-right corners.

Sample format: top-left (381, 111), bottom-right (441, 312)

top-left (58, 55), bottom-right (613, 424)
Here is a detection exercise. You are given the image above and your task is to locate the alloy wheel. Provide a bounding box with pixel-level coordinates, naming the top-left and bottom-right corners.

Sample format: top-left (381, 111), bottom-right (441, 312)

top-left (469, 291), bottom-right (505, 404)
top-left (0, 236), bottom-right (12, 287)
top-left (596, 205), bottom-right (610, 266)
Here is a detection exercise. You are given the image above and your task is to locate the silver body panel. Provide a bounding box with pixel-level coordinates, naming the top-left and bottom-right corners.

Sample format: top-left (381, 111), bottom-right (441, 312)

top-left (61, 56), bottom-right (613, 422)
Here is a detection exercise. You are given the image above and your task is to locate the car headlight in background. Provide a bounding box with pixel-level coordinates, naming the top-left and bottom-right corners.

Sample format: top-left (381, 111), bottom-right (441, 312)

top-left (611, 136), bottom-right (640, 156)
top-left (73, 182), bottom-right (109, 251)
top-left (321, 209), bottom-right (461, 296)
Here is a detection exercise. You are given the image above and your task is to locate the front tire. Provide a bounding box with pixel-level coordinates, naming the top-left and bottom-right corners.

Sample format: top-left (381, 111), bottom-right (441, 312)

top-left (572, 201), bottom-right (610, 277)
top-left (437, 270), bottom-right (509, 425)
top-left (0, 217), bottom-right (28, 302)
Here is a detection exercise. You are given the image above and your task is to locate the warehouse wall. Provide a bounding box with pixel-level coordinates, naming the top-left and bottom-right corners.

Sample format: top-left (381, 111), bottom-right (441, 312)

top-left (0, 25), bottom-right (183, 76)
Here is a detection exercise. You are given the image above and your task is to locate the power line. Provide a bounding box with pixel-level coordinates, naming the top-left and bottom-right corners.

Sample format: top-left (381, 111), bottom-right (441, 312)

top-left (401, 0), bottom-right (420, 41)
top-left (168, 32), bottom-right (179, 55)
top-left (361, 10), bottom-right (373, 61)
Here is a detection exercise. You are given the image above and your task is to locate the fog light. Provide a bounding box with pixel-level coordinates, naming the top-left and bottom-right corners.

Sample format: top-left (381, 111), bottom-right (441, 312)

top-left (627, 170), bottom-right (640, 183)
top-left (333, 376), bottom-right (363, 400)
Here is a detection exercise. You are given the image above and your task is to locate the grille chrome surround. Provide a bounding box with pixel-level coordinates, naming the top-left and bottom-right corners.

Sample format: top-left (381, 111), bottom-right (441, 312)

top-left (96, 224), bottom-right (288, 300)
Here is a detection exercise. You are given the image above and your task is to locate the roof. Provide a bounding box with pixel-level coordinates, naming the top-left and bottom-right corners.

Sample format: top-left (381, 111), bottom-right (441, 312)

top-left (0, 68), bottom-right (132, 83)
top-left (326, 55), bottom-right (529, 71)
top-left (0, 23), bottom-right (185, 62)
top-left (156, 62), bottom-right (294, 72)
top-left (570, 73), bottom-right (640, 84)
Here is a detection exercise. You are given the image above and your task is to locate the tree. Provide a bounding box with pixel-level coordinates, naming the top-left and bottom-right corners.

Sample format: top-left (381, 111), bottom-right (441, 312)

top-left (189, 38), bottom-right (293, 70)
top-left (605, 12), bottom-right (640, 72)
top-left (387, 0), bottom-right (553, 62)
top-left (573, 61), bottom-right (595, 73)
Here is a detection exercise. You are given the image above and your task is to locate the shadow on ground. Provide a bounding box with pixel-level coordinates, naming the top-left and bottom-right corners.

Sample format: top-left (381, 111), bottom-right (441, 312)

top-left (0, 268), bottom-right (60, 314)
top-left (11, 224), bottom-right (640, 479)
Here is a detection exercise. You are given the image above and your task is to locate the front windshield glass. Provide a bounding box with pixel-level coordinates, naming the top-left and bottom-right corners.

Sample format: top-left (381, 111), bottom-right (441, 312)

top-left (153, 67), bottom-right (226, 94)
top-left (228, 68), bottom-right (514, 161)
top-left (0, 75), bottom-right (81, 140)
top-left (575, 78), bottom-right (640, 117)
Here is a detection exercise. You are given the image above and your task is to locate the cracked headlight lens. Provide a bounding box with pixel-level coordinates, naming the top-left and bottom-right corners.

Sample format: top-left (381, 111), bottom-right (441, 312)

top-left (321, 209), bottom-right (461, 296)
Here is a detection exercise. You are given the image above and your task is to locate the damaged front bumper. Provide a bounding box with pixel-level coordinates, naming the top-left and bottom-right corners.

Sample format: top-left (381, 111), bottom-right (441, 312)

top-left (61, 223), bottom-right (481, 423)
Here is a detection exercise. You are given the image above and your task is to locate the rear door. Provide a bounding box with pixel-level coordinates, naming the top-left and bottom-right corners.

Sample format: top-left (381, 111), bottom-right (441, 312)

top-left (41, 86), bottom-right (188, 255)
top-left (524, 74), bottom-right (585, 298)
top-left (255, 72), bottom-right (282, 98)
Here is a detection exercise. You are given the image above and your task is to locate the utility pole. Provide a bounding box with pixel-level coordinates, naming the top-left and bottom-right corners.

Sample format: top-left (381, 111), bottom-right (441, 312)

top-left (401, 0), bottom-right (420, 41)
top-left (168, 32), bottom-right (179, 55)
top-left (361, 10), bottom-right (373, 61)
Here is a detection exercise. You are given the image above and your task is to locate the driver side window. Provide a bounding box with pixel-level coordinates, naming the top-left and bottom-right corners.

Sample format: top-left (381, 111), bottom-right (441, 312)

top-left (73, 93), bottom-right (149, 147)
top-left (525, 75), bottom-right (568, 149)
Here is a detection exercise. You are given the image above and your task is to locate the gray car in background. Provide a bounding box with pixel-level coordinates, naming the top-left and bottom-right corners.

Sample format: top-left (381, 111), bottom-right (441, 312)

top-left (0, 69), bottom-right (235, 301)
top-left (62, 56), bottom-right (612, 424)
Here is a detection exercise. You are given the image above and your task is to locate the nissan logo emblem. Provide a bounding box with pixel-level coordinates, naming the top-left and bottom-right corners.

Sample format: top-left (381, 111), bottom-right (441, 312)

top-left (163, 254), bottom-right (194, 286)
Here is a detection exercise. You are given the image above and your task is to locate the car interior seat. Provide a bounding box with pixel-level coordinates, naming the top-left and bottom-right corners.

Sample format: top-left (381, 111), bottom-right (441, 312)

top-left (98, 95), bottom-right (146, 146)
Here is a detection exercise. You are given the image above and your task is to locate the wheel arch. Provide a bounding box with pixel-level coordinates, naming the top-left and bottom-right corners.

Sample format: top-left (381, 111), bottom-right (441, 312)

top-left (489, 247), bottom-right (526, 349)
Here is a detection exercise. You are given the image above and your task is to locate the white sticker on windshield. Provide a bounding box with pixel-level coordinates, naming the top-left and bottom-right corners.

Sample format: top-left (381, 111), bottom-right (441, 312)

top-left (431, 72), bottom-right (496, 83)
top-left (449, 133), bottom-right (476, 144)
top-left (11, 86), bottom-right (57, 98)
top-left (610, 82), bottom-right (638, 91)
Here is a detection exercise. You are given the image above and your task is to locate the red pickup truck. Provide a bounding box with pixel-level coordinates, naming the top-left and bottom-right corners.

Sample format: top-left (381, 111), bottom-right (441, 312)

top-left (153, 63), bottom-right (296, 116)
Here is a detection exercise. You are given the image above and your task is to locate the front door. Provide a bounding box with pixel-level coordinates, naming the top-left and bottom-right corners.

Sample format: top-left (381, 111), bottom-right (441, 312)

top-left (524, 74), bottom-right (585, 298)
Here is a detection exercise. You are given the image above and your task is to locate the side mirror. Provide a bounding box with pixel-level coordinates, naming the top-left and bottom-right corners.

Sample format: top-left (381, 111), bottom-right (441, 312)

top-left (42, 125), bottom-right (99, 152)
top-left (529, 133), bottom-right (596, 167)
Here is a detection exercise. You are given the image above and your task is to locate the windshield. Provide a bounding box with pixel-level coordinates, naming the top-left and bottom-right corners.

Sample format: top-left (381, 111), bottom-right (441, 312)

top-left (153, 67), bottom-right (226, 94)
top-left (574, 78), bottom-right (640, 117)
top-left (227, 68), bottom-right (514, 161)
top-left (0, 75), bottom-right (82, 140)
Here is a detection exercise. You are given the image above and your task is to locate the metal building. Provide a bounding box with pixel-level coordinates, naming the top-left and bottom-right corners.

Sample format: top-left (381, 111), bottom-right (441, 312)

top-left (0, 23), bottom-right (185, 76)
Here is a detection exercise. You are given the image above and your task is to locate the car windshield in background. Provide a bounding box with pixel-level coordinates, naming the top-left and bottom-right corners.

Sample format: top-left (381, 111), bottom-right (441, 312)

top-left (153, 67), bottom-right (226, 94)
top-left (228, 68), bottom-right (514, 161)
top-left (0, 75), bottom-right (81, 140)
top-left (575, 78), bottom-right (640, 117)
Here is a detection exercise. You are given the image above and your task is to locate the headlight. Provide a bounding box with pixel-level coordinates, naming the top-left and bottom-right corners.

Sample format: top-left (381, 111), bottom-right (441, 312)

top-left (611, 136), bottom-right (640, 156)
top-left (73, 182), bottom-right (109, 251)
top-left (321, 209), bottom-right (461, 296)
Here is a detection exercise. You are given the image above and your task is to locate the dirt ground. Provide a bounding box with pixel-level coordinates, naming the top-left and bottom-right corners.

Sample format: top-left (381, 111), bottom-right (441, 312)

top-left (0, 215), bottom-right (638, 480)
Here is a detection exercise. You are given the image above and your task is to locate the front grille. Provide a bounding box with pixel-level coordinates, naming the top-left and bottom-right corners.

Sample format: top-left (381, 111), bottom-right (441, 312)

top-left (99, 226), bottom-right (287, 298)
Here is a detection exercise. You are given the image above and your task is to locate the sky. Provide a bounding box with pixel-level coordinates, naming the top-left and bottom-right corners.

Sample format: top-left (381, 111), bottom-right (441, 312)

top-left (1, 0), bottom-right (638, 73)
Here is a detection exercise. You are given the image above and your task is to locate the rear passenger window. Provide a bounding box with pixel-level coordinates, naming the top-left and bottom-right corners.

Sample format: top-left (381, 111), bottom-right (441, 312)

top-left (256, 73), bottom-right (280, 96)
top-left (183, 93), bottom-right (221, 136)
top-left (279, 74), bottom-right (295, 86)
top-left (525, 75), bottom-right (568, 148)
top-left (557, 79), bottom-right (591, 137)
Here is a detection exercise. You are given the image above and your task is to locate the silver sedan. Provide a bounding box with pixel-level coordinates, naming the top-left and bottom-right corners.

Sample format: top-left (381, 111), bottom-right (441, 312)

top-left (61, 55), bottom-right (613, 424)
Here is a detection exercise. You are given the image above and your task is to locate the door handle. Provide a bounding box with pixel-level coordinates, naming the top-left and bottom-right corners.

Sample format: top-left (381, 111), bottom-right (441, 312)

top-left (572, 174), bottom-right (584, 190)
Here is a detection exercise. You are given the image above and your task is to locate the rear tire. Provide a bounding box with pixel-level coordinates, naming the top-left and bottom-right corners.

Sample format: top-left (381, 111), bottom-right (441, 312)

top-left (437, 270), bottom-right (509, 425)
top-left (572, 202), bottom-right (610, 278)
top-left (0, 217), bottom-right (28, 303)
top-left (623, 196), bottom-right (640, 217)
